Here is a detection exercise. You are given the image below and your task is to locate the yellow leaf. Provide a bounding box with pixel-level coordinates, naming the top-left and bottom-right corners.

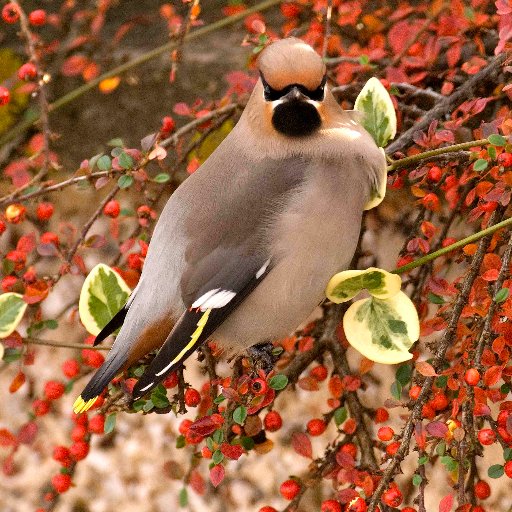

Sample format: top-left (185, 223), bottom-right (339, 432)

top-left (99, 76), bottom-right (121, 94)
top-left (326, 267), bottom-right (402, 303)
top-left (343, 291), bottom-right (419, 364)
top-left (79, 263), bottom-right (131, 335)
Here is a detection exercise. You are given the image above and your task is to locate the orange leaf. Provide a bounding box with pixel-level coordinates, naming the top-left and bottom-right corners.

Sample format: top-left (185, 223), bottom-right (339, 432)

top-left (415, 360), bottom-right (438, 377)
top-left (9, 371), bottom-right (25, 393)
top-left (359, 357), bottom-right (374, 375)
top-left (463, 243), bottom-right (477, 256)
top-left (483, 366), bottom-right (502, 387)
top-left (99, 76), bottom-right (121, 94)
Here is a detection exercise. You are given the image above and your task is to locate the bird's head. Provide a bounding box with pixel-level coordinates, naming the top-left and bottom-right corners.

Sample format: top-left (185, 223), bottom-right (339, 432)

top-left (257, 37), bottom-right (327, 137)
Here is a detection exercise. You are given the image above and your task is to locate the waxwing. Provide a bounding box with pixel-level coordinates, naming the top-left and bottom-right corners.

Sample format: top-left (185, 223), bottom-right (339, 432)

top-left (73, 37), bottom-right (385, 413)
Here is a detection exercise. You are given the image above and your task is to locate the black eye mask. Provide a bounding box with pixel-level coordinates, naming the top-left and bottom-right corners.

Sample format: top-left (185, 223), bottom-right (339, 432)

top-left (260, 73), bottom-right (327, 102)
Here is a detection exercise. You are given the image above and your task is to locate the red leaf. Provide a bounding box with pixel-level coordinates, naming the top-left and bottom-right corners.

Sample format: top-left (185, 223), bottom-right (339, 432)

top-left (209, 464), bottom-right (225, 487)
top-left (482, 269), bottom-right (499, 281)
top-left (2, 453), bottom-right (15, 476)
top-left (484, 366), bottom-right (502, 387)
top-left (426, 421), bottom-right (449, 438)
top-left (173, 102), bottom-right (191, 116)
top-left (9, 371), bottom-right (25, 393)
top-left (220, 443), bottom-right (244, 460)
top-left (61, 55), bottom-right (89, 76)
top-left (23, 280), bottom-right (49, 304)
top-left (189, 415), bottom-right (223, 437)
top-left (291, 432), bottom-right (312, 459)
top-left (18, 421), bottom-right (38, 445)
top-left (189, 469), bottom-right (205, 495)
top-left (439, 494), bottom-right (454, 512)
top-left (335, 449), bottom-right (355, 468)
top-left (415, 361), bottom-right (438, 377)
top-left (298, 376), bottom-right (319, 391)
top-left (0, 429), bottom-right (17, 447)
top-left (473, 402), bottom-right (491, 416)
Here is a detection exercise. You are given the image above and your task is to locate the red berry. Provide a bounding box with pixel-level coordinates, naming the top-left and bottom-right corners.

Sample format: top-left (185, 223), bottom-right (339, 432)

top-left (41, 231), bottom-right (59, 246)
top-left (442, 237), bottom-right (457, 247)
top-left (178, 419), bottom-right (192, 435)
top-left (36, 202), bottom-right (54, 221)
top-left (377, 426), bottom-right (394, 442)
top-left (340, 442), bottom-right (357, 458)
top-left (2, 3), bottom-right (19, 23)
top-left (2, 275), bottom-right (17, 292)
top-left (5, 203), bottom-right (26, 223)
top-left (427, 166), bottom-right (442, 182)
top-left (474, 480), bottom-right (491, 500)
top-left (44, 380), bottom-right (65, 400)
top-left (310, 364), bottom-right (328, 381)
top-left (401, 508), bottom-right (417, 512)
top-left (201, 446), bottom-right (212, 458)
top-left (264, 410), bottom-right (282, 432)
top-left (421, 192), bottom-right (440, 212)
top-left (184, 387), bottom-right (201, 407)
top-left (72, 412), bottom-right (88, 426)
top-left (464, 368), bottom-right (480, 386)
top-left (307, 418), bottom-right (326, 436)
top-left (81, 349), bottom-right (105, 368)
top-left (382, 486), bottom-right (403, 508)
top-left (71, 424), bottom-right (87, 442)
top-left (32, 399), bottom-right (50, 416)
top-left (498, 152), bottom-right (512, 167)
top-left (386, 441), bottom-right (400, 456)
top-left (103, 199), bottom-right (120, 218)
top-left (52, 445), bottom-right (70, 464)
top-left (280, 3), bottom-right (301, 18)
top-left (62, 359), bottom-right (80, 378)
top-left (497, 409), bottom-right (510, 427)
top-left (0, 220), bottom-right (6, 235)
top-left (374, 407), bottom-right (389, 423)
top-left (6, 250), bottom-right (26, 271)
top-left (477, 429), bottom-right (496, 446)
top-left (504, 460), bottom-right (512, 478)
top-left (421, 403), bottom-right (436, 420)
top-left (251, 377), bottom-right (268, 395)
top-left (258, 507), bottom-right (277, 512)
top-left (18, 62), bottom-right (37, 81)
top-left (163, 372), bottom-right (178, 388)
top-left (23, 268), bottom-right (36, 283)
top-left (88, 414), bottom-right (105, 434)
top-left (70, 440), bottom-right (89, 461)
top-left (161, 116), bottom-right (176, 134)
top-left (127, 253), bottom-right (143, 271)
top-left (0, 86), bottom-right (10, 106)
top-left (185, 429), bottom-right (202, 444)
top-left (431, 393), bottom-right (449, 411)
top-left (28, 9), bottom-right (46, 26)
top-left (51, 473), bottom-right (71, 493)
top-left (346, 496), bottom-right (368, 512)
top-left (321, 499), bottom-right (342, 512)
top-left (481, 201), bottom-right (498, 213)
top-left (279, 479), bottom-right (301, 500)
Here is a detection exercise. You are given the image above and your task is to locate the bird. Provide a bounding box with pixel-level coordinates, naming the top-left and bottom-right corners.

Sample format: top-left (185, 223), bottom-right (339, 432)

top-left (73, 37), bottom-right (386, 414)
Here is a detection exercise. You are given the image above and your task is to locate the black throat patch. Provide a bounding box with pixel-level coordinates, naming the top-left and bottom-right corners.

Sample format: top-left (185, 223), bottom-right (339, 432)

top-left (272, 100), bottom-right (321, 137)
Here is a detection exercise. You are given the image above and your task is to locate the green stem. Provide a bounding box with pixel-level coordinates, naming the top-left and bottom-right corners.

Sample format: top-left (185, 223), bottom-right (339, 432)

top-left (386, 138), bottom-right (489, 171)
top-left (0, 0), bottom-right (282, 147)
top-left (393, 216), bottom-right (512, 275)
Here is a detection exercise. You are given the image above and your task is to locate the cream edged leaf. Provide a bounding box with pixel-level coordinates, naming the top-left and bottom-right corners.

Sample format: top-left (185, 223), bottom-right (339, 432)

top-left (326, 267), bottom-right (402, 303)
top-left (343, 291), bottom-right (419, 364)
top-left (364, 148), bottom-right (388, 210)
top-left (79, 264), bottom-right (131, 335)
top-left (0, 293), bottom-right (27, 339)
top-left (354, 77), bottom-right (397, 148)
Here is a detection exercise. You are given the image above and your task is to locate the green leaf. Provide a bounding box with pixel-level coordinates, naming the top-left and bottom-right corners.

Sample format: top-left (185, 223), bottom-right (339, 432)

top-left (436, 441), bottom-right (446, 456)
top-left (97, 155), bottom-right (112, 171)
top-left (118, 151), bottom-right (134, 169)
top-left (143, 400), bottom-right (154, 412)
top-left (118, 175), bottom-right (134, 189)
top-left (89, 153), bottom-right (103, 170)
top-left (396, 364), bottom-right (412, 386)
top-left (488, 134), bottom-right (506, 146)
top-left (334, 406), bottom-right (348, 426)
top-left (269, 374), bottom-right (288, 390)
top-left (179, 488), bottom-right (188, 507)
top-left (354, 77), bottom-right (397, 147)
top-left (412, 474), bottom-right (422, 486)
top-left (212, 450), bottom-right (224, 464)
top-left (358, 55), bottom-right (369, 65)
top-left (2, 348), bottom-right (22, 362)
top-left (488, 146), bottom-right (497, 160)
top-left (79, 263), bottom-right (131, 335)
top-left (504, 447), bottom-right (512, 461)
top-left (176, 435), bottom-right (186, 448)
top-left (212, 429), bottom-right (224, 445)
top-left (233, 406), bottom-right (247, 425)
top-left (418, 455), bottom-right (428, 465)
top-left (0, 293), bottom-right (27, 339)
top-left (214, 394), bottom-right (226, 404)
top-left (473, 158), bottom-right (488, 172)
top-left (440, 455), bottom-right (457, 472)
top-left (428, 292), bottom-right (445, 304)
top-left (240, 436), bottom-right (255, 450)
top-left (494, 287), bottom-right (509, 303)
top-left (390, 380), bottom-right (402, 400)
top-left (488, 464), bottom-right (504, 478)
top-left (105, 413), bottom-right (116, 434)
top-left (154, 173), bottom-right (171, 183)
top-left (435, 375), bottom-right (448, 389)
top-left (132, 399), bottom-right (145, 412)
top-left (108, 137), bottom-right (124, 147)
top-left (151, 386), bottom-right (170, 408)
top-left (343, 292), bottom-right (419, 364)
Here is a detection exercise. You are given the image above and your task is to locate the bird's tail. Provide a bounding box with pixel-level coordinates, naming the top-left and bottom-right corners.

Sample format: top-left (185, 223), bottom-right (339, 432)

top-left (72, 349), bottom-right (128, 414)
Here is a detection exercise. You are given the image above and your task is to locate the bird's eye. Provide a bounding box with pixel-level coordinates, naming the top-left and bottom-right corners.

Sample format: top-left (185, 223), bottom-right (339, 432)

top-left (307, 75), bottom-right (327, 101)
top-left (260, 73), bottom-right (283, 102)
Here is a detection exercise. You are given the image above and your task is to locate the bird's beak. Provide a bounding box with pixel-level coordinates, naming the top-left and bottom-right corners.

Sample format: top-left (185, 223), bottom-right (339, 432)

top-left (281, 86), bottom-right (308, 102)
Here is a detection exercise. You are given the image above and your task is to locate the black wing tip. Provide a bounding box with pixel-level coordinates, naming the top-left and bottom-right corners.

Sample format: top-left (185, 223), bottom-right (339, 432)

top-left (93, 305), bottom-right (129, 346)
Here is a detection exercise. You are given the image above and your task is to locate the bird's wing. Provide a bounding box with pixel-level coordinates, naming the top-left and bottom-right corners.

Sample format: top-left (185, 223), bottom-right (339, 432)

top-left (132, 153), bottom-right (309, 399)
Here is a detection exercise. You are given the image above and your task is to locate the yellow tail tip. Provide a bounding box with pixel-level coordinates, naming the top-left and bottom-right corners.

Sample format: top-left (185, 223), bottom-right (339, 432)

top-left (73, 396), bottom-right (98, 414)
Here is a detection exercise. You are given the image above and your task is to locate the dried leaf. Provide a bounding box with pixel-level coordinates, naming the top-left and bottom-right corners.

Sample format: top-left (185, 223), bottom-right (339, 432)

top-left (415, 361), bottom-right (438, 377)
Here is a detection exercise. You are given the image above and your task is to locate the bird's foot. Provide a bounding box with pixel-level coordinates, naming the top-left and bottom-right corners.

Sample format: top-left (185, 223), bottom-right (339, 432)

top-left (247, 342), bottom-right (279, 374)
